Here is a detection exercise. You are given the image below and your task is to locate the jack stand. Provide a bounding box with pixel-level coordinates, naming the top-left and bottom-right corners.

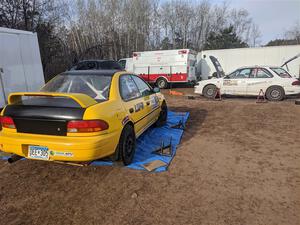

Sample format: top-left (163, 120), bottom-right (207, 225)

top-left (152, 137), bottom-right (173, 157)
top-left (214, 88), bottom-right (222, 101)
top-left (256, 89), bottom-right (267, 103)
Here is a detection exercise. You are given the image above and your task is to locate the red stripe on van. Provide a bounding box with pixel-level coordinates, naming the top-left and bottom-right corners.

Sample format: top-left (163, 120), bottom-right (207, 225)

top-left (139, 73), bottom-right (188, 82)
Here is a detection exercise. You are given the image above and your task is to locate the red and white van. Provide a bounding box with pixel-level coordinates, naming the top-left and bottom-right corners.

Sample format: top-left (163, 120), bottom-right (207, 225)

top-left (119, 49), bottom-right (198, 88)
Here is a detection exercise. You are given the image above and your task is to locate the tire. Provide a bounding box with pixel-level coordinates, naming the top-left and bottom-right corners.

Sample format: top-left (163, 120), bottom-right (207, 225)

top-left (155, 101), bottom-right (168, 127)
top-left (156, 77), bottom-right (168, 89)
top-left (118, 124), bottom-right (136, 166)
top-left (266, 86), bottom-right (285, 101)
top-left (203, 84), bottom-right (217, 99)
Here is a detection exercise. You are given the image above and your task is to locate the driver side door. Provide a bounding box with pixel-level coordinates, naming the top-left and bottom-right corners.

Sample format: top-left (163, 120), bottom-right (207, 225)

top-left (222, 68), bottom-right (250, 95)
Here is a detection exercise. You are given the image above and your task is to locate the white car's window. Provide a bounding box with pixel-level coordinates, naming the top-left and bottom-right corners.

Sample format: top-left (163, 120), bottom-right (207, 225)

top-left (131, 75), bottom-right (152, 97)
top-left (270, 67), bottom-right (292, 78)
top-left (41, 74), bottom-right (112, 101)
top-left (252, 68), bottom-right (273, 78)
top-left (228, 68), bottom-right (250, 79)
top-left (119, 75), bottom-right (141, 101)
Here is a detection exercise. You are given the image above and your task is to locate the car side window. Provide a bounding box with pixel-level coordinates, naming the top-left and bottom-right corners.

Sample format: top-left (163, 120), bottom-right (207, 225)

top-left (118, 60), bottom-right (126, 69)
top-left (99, 61), bottom-right (122, 70)
top-left (131, 75), bottom-right (152, 97)
top-left (252, 68), bottom-right (273, 78)
top-left (76, 61), bottom-right (97, 70)
top-left (120, 75), bottom-right (141, 101)
top-left (228, 68), bottom-right (250, 79)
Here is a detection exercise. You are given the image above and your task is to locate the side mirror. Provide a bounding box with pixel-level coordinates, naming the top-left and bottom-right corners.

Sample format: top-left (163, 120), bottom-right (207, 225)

top-left (153, 87), bottom-right (160, 93)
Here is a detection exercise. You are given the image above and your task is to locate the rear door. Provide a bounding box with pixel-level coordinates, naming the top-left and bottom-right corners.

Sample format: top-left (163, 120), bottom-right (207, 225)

top-left (246, 68), bottom-right (273, 95)
top-left (119, 75), bottom-right (149, 135)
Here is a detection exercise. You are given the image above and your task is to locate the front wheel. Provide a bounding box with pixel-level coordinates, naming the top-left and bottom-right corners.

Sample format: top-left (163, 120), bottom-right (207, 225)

top-left (266, 86), bottom-right (285, 101)
top-left (203, 84), bottom-right (217, 99)
top-left (155, 101), bottom-right (168, 127)
top-left (118, 125), bottom-right (136, 165)
top-left (156, 78), bottom-right (169, 89)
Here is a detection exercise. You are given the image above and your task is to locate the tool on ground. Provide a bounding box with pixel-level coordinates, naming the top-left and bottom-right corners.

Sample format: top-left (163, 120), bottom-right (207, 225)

top-left (170, 117), bottom-right (185, 129)
top-left (152, 137), bottom-right (173, 157)
top-left (256, 89), bottom-right (267, 103)
top-left (142, 160), bottom-right (167, 172)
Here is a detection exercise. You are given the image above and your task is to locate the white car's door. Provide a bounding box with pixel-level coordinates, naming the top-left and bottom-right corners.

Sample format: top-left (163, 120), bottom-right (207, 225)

top-left (246, 68), bottom-right (274, 95)
top-left (222, 68), bottom-right (250, 95)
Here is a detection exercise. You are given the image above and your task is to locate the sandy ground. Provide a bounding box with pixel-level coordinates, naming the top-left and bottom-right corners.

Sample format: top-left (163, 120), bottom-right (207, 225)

top-left (0, 88), bottom-right (300, 225)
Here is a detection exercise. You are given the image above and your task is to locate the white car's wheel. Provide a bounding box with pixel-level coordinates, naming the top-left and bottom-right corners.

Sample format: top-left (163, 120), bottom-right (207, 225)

top-left (266, 86), bottom-right (285, 101)
top-left (203, 84), bottom-right (217, 98)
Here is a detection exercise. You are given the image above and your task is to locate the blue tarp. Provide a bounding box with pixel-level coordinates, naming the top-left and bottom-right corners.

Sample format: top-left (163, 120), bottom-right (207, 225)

top-left (0, 111), bottom-right (189, 172)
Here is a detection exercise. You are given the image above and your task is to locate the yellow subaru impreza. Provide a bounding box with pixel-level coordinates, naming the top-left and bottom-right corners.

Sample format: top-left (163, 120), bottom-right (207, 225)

top-left (0, 70), bottom-right (167, 165)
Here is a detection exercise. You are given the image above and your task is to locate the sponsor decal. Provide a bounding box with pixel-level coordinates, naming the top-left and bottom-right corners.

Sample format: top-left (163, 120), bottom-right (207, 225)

top-left (150, 96), bottom-right (159, 109)
top-left (223, 80), bottom-right (238, 86)
top-left (50, 151), bottom-right (73, 157)
top-left (134, 102), bottom-right (144, 112)
top-left (248, 81), bottom-right (268, 86)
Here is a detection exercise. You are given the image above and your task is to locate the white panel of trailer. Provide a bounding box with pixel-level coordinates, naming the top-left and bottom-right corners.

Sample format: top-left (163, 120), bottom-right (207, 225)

top-left (0, 27), bottom-right (44, 108)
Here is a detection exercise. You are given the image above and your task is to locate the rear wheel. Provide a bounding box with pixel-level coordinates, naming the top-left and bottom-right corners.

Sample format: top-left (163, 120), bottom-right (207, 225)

top-left (266, 86), bottom-right (285, 101)
top-left (155, 101), bottom-right (168, 127)
top-left (118, 124), bottom-right (136, 165)
top-left (156, 78), bottom-right (168, 89)
top-left (203, 84), bottom-right (217, 99)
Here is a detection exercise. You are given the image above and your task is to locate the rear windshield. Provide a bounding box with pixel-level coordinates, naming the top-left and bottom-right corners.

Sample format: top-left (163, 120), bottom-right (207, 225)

top-left (270, 67), bottom-right (292, 78)
top-left (40, 74), bottom-right (112, 101)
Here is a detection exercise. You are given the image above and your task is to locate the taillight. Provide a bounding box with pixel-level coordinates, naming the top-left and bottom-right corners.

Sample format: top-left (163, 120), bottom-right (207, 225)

top-left (0, 116), bottom-right (16, 129)
top-left (178, 50), bottom-right (187, 54)
top-left (292, 80), bottom-right (300, 85)
top-left (67, 120), bottom-right (109, 133)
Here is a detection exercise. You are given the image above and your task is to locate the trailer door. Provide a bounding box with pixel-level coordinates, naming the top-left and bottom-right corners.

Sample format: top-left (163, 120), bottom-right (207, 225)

top-left (0, 33), bottom-right (28, 104)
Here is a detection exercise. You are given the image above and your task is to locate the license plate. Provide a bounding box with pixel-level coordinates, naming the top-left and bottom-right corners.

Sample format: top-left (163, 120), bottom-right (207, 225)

top-left (28, 146), bottom-right (49, 160)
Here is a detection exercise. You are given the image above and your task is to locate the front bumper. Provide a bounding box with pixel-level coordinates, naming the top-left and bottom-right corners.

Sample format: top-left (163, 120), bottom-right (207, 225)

top-left (0, 129), bottom-right (120, 162)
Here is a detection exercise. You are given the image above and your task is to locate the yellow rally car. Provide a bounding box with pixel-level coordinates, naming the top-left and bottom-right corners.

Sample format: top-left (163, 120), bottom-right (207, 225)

top-left (0, 70), bottom-right (167, 165)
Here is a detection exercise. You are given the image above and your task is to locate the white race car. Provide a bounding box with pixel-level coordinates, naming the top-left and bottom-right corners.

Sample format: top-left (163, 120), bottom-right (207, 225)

top-left (195, 66), bottom-right (300, 101)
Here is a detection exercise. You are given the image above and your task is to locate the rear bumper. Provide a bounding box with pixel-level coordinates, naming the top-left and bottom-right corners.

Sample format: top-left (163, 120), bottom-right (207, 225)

top-left (0, 130), bottom-right (121, 162)
top-left (284, 86), bottom-right (300, 95)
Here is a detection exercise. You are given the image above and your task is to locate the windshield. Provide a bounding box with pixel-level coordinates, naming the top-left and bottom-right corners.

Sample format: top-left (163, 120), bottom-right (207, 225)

top-left (270, 67), bottom-right (292, 78)
top-left (41, 74), bottom-right (112, 101)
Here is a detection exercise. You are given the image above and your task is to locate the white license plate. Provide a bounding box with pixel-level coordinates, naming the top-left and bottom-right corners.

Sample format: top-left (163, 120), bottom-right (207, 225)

top-left (28, 146), bottom-right (49, 160)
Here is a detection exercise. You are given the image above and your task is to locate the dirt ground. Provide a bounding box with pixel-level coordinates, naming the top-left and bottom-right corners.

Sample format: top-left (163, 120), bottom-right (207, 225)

top-left (1, 88), bottom-right (300, 225)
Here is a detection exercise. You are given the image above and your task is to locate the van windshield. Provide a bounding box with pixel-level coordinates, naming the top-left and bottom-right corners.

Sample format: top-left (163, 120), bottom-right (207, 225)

top-left (270, 67), bottom-right (292, 78)
top-left (41, 74), bottom-right (112, 101)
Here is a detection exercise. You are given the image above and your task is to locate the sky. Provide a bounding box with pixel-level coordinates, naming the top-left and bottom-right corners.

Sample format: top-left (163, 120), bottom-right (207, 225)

top-left (212, 0), bottom-right (300, 44)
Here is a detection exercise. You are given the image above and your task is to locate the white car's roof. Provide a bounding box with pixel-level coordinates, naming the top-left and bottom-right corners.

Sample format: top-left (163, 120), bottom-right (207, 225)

top-left (236, 66), bottom-right (281, 70)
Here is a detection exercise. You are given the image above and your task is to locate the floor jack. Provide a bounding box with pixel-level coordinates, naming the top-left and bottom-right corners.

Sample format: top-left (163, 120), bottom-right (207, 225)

top-left (152, 137), bottom-right (173, 157)
top-left (170, 117), bottom-right (186, 130)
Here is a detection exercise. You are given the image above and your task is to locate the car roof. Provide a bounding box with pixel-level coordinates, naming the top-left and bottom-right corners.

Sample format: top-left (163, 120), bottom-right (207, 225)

top-left (62, 70), bottom-right (121, 76)
top-left (77, 59), bottom-right (118, 63)
top-left (237, 66), bottom-right (281, 69)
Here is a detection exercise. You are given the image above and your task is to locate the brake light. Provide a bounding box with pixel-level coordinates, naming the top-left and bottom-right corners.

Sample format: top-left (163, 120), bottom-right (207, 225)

top-left (133, 52), bottom-right (141, 57)
top-left (292, 80), bottom-right (300, 85)
top-left (0, 116), bottom-right (16, 129)
top-left (178, 50), bottom-right (187, 54)
top-left (67, 120), bottom-right (109, 133)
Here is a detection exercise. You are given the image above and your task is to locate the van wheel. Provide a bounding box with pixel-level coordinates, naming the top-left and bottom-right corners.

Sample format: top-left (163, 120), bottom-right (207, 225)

top-left (155, 101), bottom-right (168, 127)
top-left (266, 86), bottom-right (285, 101)
top-left (203, 84), bottom-right (217, 98)
top-left (156, 78), bottom-right (168, 89)
top-left (119, 124), bottom-right (136, 165)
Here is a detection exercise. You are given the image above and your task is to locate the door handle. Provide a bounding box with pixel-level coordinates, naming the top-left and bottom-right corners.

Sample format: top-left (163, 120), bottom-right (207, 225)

top-left (129, 108), bottom-right (134, 113)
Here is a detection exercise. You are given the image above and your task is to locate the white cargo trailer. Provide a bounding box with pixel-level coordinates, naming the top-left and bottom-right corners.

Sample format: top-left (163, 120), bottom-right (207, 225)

top-left (121, 49), bottom-right (198, 88)
top-left (0, 27), bottom-right (44, 109)
top-left (197, 45), bottom-right (300, 80)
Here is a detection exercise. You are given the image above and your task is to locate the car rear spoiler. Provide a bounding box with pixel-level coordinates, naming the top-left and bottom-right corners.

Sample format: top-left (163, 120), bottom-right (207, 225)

top-left (8, 92), bottom-right (98, 108)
